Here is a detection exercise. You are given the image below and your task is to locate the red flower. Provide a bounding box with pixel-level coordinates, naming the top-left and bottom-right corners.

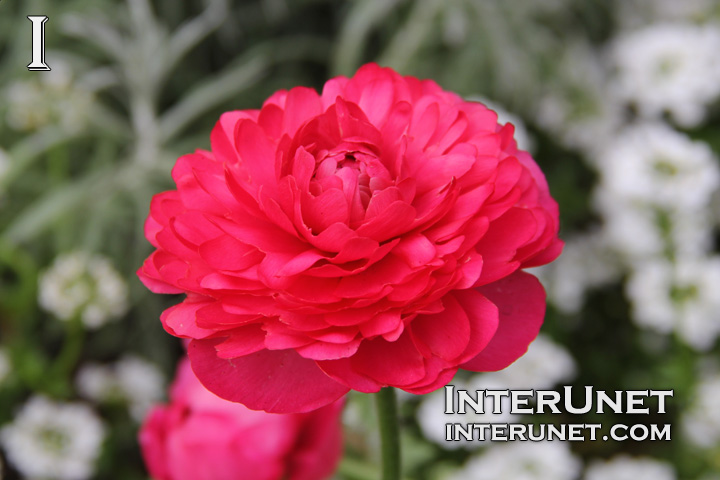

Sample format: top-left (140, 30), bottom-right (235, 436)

top-left (139, 359), bottom-right (344, 480)
top-left (138, 63), bottom-right (563, 413)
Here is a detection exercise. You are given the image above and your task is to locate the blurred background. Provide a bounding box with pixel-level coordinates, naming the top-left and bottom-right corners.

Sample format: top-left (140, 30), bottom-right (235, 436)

top-left (1, 0), bottom-right (720, 478)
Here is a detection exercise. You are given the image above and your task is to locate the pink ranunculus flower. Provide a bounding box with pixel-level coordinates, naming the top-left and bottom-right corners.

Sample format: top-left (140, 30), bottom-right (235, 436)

top-left (139, 359), bottom-right (344, 480)
top-left (138, 63), bottom-right (563, 413)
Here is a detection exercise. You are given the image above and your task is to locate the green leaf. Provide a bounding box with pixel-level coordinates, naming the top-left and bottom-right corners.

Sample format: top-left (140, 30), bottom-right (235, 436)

top-left (4, 167), bottom-right (119, 244)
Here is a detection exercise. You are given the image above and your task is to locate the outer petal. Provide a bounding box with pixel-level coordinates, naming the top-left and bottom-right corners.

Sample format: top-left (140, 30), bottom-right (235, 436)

top-left (188, 339), bottom-right (349, 413)
top-left (138, 407), bottom-right (172, 480)
top-left (461, 270), bottom-right (546, 372)
top-left (522, 236), bottom-right (564, 268)
top-left (288, 399), bottom-right (345, 480)
top-left (410, 293), bottom-right (471, 361)
top-left (398, 357), bottom-right (458, 395)
top-left (452, 289), bottom-right (500, 364)
top-left (321, 331), bottom-right (426, 389)
top-left (137, 260), bottom-right (184, 295)
top-left (161, 300), bottom-right (216, 339)
top-left (166, 413), bottom-right (286, 480)
top-left (316, 357), bottom-right (383, 393)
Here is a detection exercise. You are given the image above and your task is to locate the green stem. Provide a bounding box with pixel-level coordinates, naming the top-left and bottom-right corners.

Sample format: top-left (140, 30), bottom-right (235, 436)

top-left (51, 315), bottom-right (85, 396)
top-left (375, 387), bottom-right (401, 480)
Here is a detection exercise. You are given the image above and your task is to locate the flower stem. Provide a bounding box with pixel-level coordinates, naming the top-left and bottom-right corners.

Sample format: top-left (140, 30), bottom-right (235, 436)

top-left (375, 387), bottom-right (401, 480)
top-left (51, 315), bottom-right (85, 396)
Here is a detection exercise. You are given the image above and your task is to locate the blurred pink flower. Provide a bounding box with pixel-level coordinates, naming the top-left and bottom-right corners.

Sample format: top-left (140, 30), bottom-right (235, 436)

top-left (139, 359), bottom-right (344, 480)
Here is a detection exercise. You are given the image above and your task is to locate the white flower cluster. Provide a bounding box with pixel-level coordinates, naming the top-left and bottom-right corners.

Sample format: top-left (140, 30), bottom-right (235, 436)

top-left (533, 12), bottom-right (720, 352)
top-left (75, 355), bottom-right (166, 421)
top-left (585, 455), bottom-right (676, 480)
top-left (611, 23), bottom-right (720, 127)
top-left (446, 440), bottom-right (581, 480)
top-left (0, 396), bottom-right (105, 480)
top-left (682, 371), bottom-right (720, 448)
top-left (627, 257), bottom-right (720, 351)
top-left (3, 60), bottom-right (93, 132)
top-left (39, 252), bottom-right (129, 329)
top-left (417, 335), bottom-right (576, 449)
top-left (590, 122), bottom-right (720, 350)
top-left (483, 8), bottom-right (720, 477)
top-left (534, 43), bottom-right (624, 153)
top-left (596, 123), bottom-right (719, 212)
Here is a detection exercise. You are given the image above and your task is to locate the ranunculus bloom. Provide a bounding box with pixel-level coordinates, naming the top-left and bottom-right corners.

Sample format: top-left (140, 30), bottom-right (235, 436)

top-left (139, 359), bottom-right (344, 480)
top-left (138, 63), bottom-right (563, 413)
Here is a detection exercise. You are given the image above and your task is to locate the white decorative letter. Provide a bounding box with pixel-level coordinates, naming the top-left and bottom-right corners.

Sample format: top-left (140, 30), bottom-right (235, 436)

top-left (27, 15), bottom-right (51, 71)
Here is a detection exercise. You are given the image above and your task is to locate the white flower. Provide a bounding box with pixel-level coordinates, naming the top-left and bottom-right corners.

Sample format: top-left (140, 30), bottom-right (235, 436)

top-left (0, 396), bottom-right (105, 480)
top-left (490, 334), bottom-right (577, 390)
top-left (610, 23), bottom-right (720, 127)
top-left (533, 231), bottom-right (621, 313)
top-left (0, 348), bottom-right (10, 384)
top-left (596, 193), bottom-right (714, 260)
top-left (447, 441), bottom-right (582, 480)
top-left (115, 355), bottom-right (166, 421)
top-left (595, 123), bottom-right (719, 212)
top-left (597, 201), bottom-right (664, 258)
top-left (4, 59), bottom-right (92, 132)
top-left (584, 455), bottom-right (676, 480)
top-left (666, 210), bottom-right (715, 257)
top-left (626, 256), bottom-right (720, 350)
top-left (534, 43), bottom-right (624, 155)
top-left (39, 252), bottom-right (128, 329)
top-left (76, 355), bottom-right (165, 422)
top-left (75, 362), bottom-right (118, 398)
top-left (417, 376), bottom-right (515, 450)
top-left (682, 372), bottom-right (720, 448)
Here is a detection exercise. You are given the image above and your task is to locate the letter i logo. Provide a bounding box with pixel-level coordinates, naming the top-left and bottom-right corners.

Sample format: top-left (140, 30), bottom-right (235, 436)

top-left (27, 15), bottom-right (51, 71)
